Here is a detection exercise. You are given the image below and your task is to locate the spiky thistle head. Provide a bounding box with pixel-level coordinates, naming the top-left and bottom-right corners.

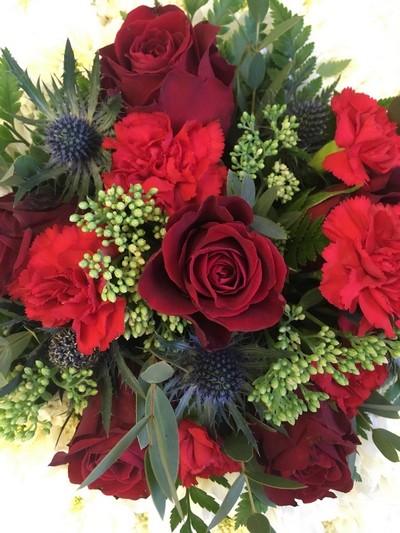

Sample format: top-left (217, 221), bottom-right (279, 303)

top-left (48, 328), bottom-right (102, 369)
top-left (2, 40), bottom-right (121, 202)
top-left (162, 337), bottom-right (252, 432)
top-left (287, 98), bottom-right (331, 152)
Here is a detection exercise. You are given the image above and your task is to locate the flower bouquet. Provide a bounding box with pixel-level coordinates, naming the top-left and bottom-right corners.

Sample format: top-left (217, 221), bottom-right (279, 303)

top-left (1, 1), bottom-right (400, 531)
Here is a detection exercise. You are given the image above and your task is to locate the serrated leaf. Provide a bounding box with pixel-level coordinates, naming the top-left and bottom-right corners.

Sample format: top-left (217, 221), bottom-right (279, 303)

top-left (251, 214), bottom-right (287, 240)
top-left (79, 415), bottom-right (150, 489)
top-left (0, 55), bottom-right (22, 120)
top-left (207, 475), bottom-right (245, 531)
top-left (190, 486), bottom-right (219, 514)
top-left (234, 491), bottom-right (269, 528)
top-left (63, 40), bottom-right (77, 111)
top-left (114, 346), bottom-right (145, 399)
top-left (261, 16), bottom-right (302, 49)
top-left (317, 59), bottom-right (351, 77)
top-left (248, 0), bottom-right (269, 22)
top-left (247, 513), bottom-right (272, 533)
top-left (191, 514), bottom-right (208, 533)
top-left (183, 0), bottom-right (209, 18)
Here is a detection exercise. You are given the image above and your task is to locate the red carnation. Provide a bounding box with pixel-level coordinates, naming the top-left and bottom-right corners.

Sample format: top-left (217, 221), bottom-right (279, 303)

top-left (320, 196), bottom-right (400, 337)
top-left (8, 224), bottom-right (125, 354)
top-left (324, 88), bottom-right (400, 186)
top-left (102, 112), bottom-right (227, 215)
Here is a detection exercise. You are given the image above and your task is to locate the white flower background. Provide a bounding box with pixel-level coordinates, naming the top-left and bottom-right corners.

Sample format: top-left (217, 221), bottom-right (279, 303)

top-left (1, 1), bottom-right (400, 532)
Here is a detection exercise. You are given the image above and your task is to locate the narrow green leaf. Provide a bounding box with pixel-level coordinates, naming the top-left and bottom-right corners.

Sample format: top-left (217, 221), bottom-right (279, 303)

top-left (298, 287), bottom-right (323, 310)
top-left (223, 431), bottom-right (254, 462)
top-left (303, 185), bottom-right (360, 210)
top-left (114, 346), bottom-right (145, 398)
top-left (247, 513), bottom-right (272, 533)
top-left (146, 385), bottom-right (181, 515)
top-left (245, 469), bottom-right (305, 489)
top-left (253, 186), bottom-right (279, 216)
top-left (79, 415), bottom-right (150, 489)
top-left (373, 428), bottom-right (400, 451)
top-left (247, 52), bottom-right (266, 90)
top-left (247, 0), bottom-right (269, 21)
top-left (63, 40), bottom-right (77, 103)
top-left (207, 475), bottom-right (245, 531)
top-left (145, 450), bottom-right (167, 519)
top-left (87, 53), bottom-right (100, 121)
top-left (251, 214), bottom-right (287, 240)
top-left (140, 361), bottom-right (174, 384)
top-left (99, 368), bottom-right (113, 435)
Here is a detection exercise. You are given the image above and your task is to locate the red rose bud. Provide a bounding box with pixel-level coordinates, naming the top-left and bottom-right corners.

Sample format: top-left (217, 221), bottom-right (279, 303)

top-left (102, 112), bottom-right (227, 215)
top-left (99, 5), bottom-right (235, 133)
top-left (8, 224), bottom-right (125, 354)
top-left (254, 402), bottom-right (360, 506)
top-left (50, 385), bottom-right (149, 500)
top-left (320, 196), bottom-right (400, 337)
top-left (178, 419), bottom-right (241, 487)
top-left (138, 195), bottom-right (287, 350)
top-left (323, 88), bottom-right (400, 186)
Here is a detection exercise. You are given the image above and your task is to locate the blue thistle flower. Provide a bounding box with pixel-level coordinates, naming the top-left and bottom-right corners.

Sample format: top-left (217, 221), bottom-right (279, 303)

top-left (45, 115), bottom-right (102, 166)
top-left (163, 338), bottom-right (252, 432)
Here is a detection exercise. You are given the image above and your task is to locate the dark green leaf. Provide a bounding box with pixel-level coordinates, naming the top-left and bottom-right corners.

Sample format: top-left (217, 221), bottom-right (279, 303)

top-left (317, 59), bottom-right (351, 77)
top-left (247, 513), bottom-right (272, 533)
top-left (191, 514), bottom-right (208, 533)
top-left (372, 428), bottom-right (400, 462)
top-left (298, 287), bottom-right (323, 310)
top-left (245, 469), bottom-right (305, 489)
top-left (0, 55), bottom-right (22, 120)
top-left (207, 475), bottom-right (245, 531)
top-left (388, 96), bottom-right (400, 126)
top-left (247, 52), bottom-right (266, 90)
top-left (79, 415), bottom-right (150, 489)
top-left (251, 214), bottom-right (287, 240)
top-left (62, 40), bottom-right (77, 107)
top-left (140, 361), bottom-right (174, 384)
top-left (303, 185), bottom-right (360, 210)
top-left (145, 451), bottom-right (167, 519)
top-left (99, 367), bottom-right (113, 435)
top-left (260, 16), bottom-right (302, 49)
top-left (234, 490), bottom-right (269, 528)
top-left (223, 431), bottom-right (253, 462)
top-left (247, 0), bottom-right (269, 21)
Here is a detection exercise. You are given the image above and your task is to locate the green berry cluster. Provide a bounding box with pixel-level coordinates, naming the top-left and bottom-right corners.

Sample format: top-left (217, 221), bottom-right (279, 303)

top-left (0, 360), bottom-right (98, 441)
top-left (71, 184), bottom-right (168, 339)
top-left (248, 315), bottom-right (392, 426)
top-left (266, 161), bottom-right (300, 204)
top-left (230, 104), bottom-right (299, 180)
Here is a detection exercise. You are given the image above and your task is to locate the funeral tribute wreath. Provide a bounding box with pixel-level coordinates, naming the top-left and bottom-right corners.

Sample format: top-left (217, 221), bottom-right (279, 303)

top-left (1, 1), bottom-right (400, 531)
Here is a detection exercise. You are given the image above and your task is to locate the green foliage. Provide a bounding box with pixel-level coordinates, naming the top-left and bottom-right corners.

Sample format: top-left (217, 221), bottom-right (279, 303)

top-left (207, 0), bottom-right (245, 35)
top-left (285, 214), bottom-right (328, 269)
top-left (234, 490), bottom-right (269, 528)
top-left (183, 0), bottom-right (209, 19)
top-left (372, 428), bottom-right (400, 462)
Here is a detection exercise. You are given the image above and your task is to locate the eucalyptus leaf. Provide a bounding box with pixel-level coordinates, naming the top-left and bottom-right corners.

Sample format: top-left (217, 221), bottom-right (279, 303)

top-left (207, 475), bottom-right (245, 531)
top-left (245, 469), bottom-right (305, 489)
top-left (223, 431), bottom-right (254, 462)
top-left (140, 361), bottom-right (174, 384)
top-left (247, 52), bottom-right (266, 90)
top-left (226, 169), bottom-right (242, 196)
top-left (253, 186), bottom-right (279, 216)
top-left (145, 451), bottom-right (167, 519)
top-left (79, 415), bottom-right (150, 489)
top-left (247, 513), bottom-right (272, 533)
top-left (251, 214), bottom-right (287, 240)
top-left (241, 174), bottom-right (256, 206)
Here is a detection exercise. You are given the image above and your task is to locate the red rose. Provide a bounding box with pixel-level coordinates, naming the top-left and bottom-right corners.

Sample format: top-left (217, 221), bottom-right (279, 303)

top-left (99, 5), bottom-right (235, 133)
top-left (323, 88), bottom-right (400, 186)
top-left (0, 192), bottom-right (76, 296)
top-left (50, 385), bottom-right (149, 500)
top-left (178, 419), bottom-right (241, 487)
top-left (255, 402), bottom-right (359, 505)
top-left (102, 112), bottom-right (227, 215)
top-left (138, 196), bottom-right (287, 350)
top-left (312, 363), bottom-right (389, 417)
top-left (8, 224), bottom-right (125, 354)
top-left (320, 196), bottom-right (400, 337)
